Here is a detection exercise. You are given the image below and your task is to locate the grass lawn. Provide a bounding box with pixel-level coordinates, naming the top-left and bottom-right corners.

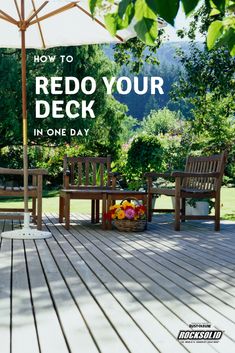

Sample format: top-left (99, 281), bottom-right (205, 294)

top-left (155, 186), bottom-right (235, 221)
top-left (0, 187), bottom-right (234, 220)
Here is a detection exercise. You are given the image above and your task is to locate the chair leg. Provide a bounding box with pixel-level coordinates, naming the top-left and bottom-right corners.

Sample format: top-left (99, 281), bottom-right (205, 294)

top-left (143, 194), bottom-right (148, 229)
top-left (37, 196), bottom-right (42, 231)
top-left (148, 193), bottom-right (152, 222)
top-left (181, 198), bottom-right (186, 223)
top-left (37, 175), bottom-right (43, 230)
top-left (64, 194), bottom-right (70, 230)
top-left (32, 197), bottom-right (37, 224)
top-left (95, 200), bottom-right (100, 223)
top-left (59, 196), bottom-right (64, 223)
top-left (107, 195), bottom-right (112, 230)
top-left (175, 198), bottom-right (181, 231)
top-left (215, 193), bottom-right (220, 231)
top-left (91, 200), bottom-right (95, 223)
top-left (175, 177), bottom-right (181, 231)
top-left (32, 175), bottom-right (37, 224)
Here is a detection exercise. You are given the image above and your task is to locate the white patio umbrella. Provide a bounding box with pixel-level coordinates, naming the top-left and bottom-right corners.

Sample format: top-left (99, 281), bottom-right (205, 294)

top-left (0, 1), bottom-right (164, 239)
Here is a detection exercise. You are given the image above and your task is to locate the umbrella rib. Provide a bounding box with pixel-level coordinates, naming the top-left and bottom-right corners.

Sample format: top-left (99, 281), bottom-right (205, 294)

top-left (31, 0), bottom-right (47, 49)
top-left (0, 14), bottom-right (14, 24)
top-left (13, 0), bottom-right (22, 21)
top-left (75, 4), bottom-right (124, 42)
top-left (26, 1), bottom-right (49, 24)
top-left (28, 2), bottom-right (79, 26)
top-left (0, 10), bottom-right (18, 25)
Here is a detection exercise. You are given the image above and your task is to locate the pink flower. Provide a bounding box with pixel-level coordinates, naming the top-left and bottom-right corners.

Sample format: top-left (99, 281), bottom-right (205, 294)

top-left (125, 208), bottom-right (135, 220)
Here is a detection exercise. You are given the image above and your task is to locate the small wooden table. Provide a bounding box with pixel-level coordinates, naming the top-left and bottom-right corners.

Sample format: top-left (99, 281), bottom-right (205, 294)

top-left (103, 190), bottom-right (148, 230)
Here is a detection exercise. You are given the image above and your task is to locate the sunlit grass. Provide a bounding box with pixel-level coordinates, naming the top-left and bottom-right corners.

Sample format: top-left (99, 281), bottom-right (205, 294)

top-left (0, 187), bottom-right (234, 220)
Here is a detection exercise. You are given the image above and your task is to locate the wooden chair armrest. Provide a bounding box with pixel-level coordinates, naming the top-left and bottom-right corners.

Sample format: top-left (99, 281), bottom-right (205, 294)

top-left (145, 172), bottom-right (172, 192)
top-left (172, 171), bottom-right (221, 178)
top-left (28, 169), bottom-right (48, 175)
top-left (0, 168), bottom-right (48, 175)
top-left (144, 172), bottom-right (172, 179)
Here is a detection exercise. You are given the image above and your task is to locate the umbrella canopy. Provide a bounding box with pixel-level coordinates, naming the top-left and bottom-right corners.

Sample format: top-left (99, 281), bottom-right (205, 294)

top-left (0, 0), bottom-right (136, 48)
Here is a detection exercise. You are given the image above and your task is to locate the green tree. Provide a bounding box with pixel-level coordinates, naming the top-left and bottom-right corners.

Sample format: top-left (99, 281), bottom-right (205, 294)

top-left (119, 115), bottom-right (139, 145)
top-left (90, 0), bottom-right (235, 55)
top-left (127, 134), bottom-right (164, 176)
top-left (140, 108), bottom-right (183, 135)
top-left (190, 95), bottom-right (235, 153)
top-left (172, 37), bottom-right (235, 155)
top-left (170, 5), bottom-right (235, 181)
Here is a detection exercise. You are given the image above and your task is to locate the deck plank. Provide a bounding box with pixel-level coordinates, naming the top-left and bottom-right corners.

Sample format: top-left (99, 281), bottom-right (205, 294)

top-left (147, 224), bottom-right (235, 283)
top-left (35, 237), bottom-right (100, 353)
top-left (45, 215), bottom-right (161, 353)
top-left (1, 213), bottom-right (235, 353)
top-left (124, 230), bottom-right (235, 296)
top-left (0, 221), bottom-right (11, 353)
top-left (11, 239), bottom-right (40, 353)
top-left (43, 229), bottom-right (130, 353)
top-left (24, 239), bottom-right (69, 353)
top-left (88, 225), bottom-right (235, 317)
top-left (69, 213), bottom-right (235, 352)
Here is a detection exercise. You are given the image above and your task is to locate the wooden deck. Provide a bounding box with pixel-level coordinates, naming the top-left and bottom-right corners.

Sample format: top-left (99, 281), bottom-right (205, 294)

top-left (0, 213), bottom-right (235, 353)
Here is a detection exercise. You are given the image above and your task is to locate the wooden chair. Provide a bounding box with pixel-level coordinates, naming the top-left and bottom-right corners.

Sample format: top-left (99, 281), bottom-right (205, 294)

top-left (0, 168), bottom-right (48, 230)
top-left (59, 155), bottom-right (119, 229)
top-left (145, 151), bottom-right (227, 231)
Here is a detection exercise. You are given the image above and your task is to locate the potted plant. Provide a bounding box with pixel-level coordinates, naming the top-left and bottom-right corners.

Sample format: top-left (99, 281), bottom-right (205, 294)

top-left (186, 198), bottom-right (215, 216)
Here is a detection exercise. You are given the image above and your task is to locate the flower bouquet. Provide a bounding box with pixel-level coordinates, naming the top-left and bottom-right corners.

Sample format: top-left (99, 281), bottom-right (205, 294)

top-left (105, 199), bottom-right (147, 232)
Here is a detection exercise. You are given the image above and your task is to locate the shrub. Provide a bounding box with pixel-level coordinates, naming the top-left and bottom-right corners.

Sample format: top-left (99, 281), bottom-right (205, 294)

top-left (140, 108), bottom-right (183, 136)
top-left (125, 134), bottom-right (165, 189)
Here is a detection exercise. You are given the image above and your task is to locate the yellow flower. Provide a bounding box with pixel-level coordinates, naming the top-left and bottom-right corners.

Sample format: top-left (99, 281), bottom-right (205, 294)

top-left (117, 210), bottom-right (125, 220)
top-left (122, 200), bottom-right (132, 207)
top-left (109, 204), bottom-right (119, 211)
top-left (111, 213), bottom-right (116, 219)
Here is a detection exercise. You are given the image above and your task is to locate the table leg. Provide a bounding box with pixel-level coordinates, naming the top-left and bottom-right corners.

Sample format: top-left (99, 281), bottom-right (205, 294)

top-left (107, 194), bottom-right (112, 230)
top-left (143, 194), bottom-right (148, 230)
top-left (91, 200), bottom-right (95, 223)
top-left (65, 194), bottom-right (70, 230)
top-left (95, 200), bottom-right (100, 223)
top-left (102, 194), bottom-right (107, 230)
top-left (59, 196), bottom-right (64, 223)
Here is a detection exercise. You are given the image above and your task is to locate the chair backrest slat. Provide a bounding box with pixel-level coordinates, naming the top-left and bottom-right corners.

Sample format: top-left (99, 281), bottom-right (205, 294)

top-left (63, 155), bottom-right (112, 188)
top-left (100, 163), bottom-right (104, 187)
top-left (183, 152), bottom-right (226, 191)
top-left (92, 162), bottom-right (97, 186)
top-left (85, 160), bottom-right (89, 186)
top-left (78, 162), bottom-right (82, 185)
top-left (70, 162), bottom-right (75, 185)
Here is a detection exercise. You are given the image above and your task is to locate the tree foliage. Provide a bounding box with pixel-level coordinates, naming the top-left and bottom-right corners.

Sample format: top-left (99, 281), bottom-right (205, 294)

top-left (172, 44), bottom-right (235, 109)
top-left (127, 134), bottom-right (164, 176)
top-left (90, 0), bottom-right (235, 56)
top-left (140, 108), bottom-right (183, 135)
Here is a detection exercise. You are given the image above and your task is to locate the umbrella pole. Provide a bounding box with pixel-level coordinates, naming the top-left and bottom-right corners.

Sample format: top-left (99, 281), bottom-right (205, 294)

top-left (1, 1), bottom-right (51, 238)
top-left (21, 1), bottom-right (29, 228)
top-left (21, 26), bottom-right (29, 227)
